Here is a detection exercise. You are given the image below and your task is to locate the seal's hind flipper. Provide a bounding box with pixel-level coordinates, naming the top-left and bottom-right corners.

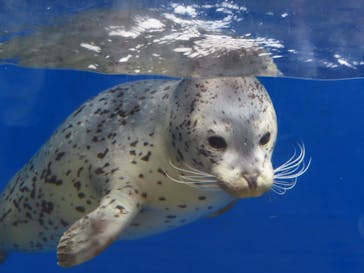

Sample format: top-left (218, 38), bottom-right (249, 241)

top-left (57, 186), bottom-right (142, 267)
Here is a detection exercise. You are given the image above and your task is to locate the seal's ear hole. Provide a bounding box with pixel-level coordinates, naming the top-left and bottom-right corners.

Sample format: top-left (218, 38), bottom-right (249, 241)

top-left (208, 136), bottom-right (227, 150)
top-left (259, 132), bottom-right (271, 146)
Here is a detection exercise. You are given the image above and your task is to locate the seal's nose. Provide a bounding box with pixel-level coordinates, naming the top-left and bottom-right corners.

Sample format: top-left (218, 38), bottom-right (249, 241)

top-left (242, 173), bottom-right (258, 190)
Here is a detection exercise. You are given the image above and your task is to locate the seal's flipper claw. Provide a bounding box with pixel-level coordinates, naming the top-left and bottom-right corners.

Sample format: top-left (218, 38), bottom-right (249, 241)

top-left (57, 186), bottom-right (142, 267)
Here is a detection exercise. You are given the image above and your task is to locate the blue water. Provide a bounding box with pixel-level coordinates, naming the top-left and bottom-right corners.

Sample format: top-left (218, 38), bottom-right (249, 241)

top-left (1, 0), bottom-right (364, 272)
top-left (0, 64), bottom-right (363, 273)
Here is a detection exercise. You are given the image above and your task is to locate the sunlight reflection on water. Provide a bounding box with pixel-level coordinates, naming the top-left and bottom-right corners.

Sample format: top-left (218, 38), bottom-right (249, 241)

top-left (0, 0), bottom-right (363, 78)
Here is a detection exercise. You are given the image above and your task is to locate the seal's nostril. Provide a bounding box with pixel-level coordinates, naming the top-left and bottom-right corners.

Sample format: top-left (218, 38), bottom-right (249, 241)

top-left (242, 174), bottom-right (258, 190)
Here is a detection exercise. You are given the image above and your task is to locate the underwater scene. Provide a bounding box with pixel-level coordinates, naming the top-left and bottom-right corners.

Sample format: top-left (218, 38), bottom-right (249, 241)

top-left (0, 1), bottom-right (363, 273)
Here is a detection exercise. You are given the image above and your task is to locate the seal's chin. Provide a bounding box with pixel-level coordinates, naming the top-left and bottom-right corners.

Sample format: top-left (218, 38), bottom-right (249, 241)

top-left (218, 178), bottom-right (273, 198)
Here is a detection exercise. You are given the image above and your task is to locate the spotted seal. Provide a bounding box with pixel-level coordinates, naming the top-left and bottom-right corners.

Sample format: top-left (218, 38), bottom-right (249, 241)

top-left (0, 76), bottom-right (287, 267)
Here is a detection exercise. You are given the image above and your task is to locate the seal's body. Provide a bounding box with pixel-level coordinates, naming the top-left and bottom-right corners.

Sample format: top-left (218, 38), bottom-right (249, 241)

top-left (0, 77), bottom-right (277, 267)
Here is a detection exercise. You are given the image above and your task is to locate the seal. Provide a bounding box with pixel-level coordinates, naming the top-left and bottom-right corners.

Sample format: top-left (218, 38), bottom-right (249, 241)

top-left (0, 76), bottom-right (277, 267)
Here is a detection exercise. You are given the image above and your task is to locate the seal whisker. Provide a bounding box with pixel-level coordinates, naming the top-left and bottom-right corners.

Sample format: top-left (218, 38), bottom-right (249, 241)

top-left (274, 155), bottom-right (300, 173)
top-left (179, 174), bottom-right (220, 184)
top-left (272, 143), bottom-right (311, 195)
top-left (192, 182), bottom-right (219, 185)
top-left (274, 143), bottom-right (306, 174)
top-left (168, 159), bottom-right (214, 177)
top-left (166, 160), bottom-right (220, 190)
top-left (168, 160), bottom-right (217, 182)
top-left (273, 179), bottom-right (297, 187)
top-left (179, 175), bottom-right (219, 185)
top-left (274, 163), bottom-right (303, 177)
top-left (164, 170), bottom-right (196, 185)
top-left (168, 160), bottom-right (201, 175)
top-left (274, 159), bottom-right (311, 179)
top-left (192, 183), bottom-right (221, 190)
top-left (274, 144), bottom-right (305, 172)
top-left (274, 143), bottom-right (309, 175)
top-left (273, 150), bottom-right (298, 173)
top-left (272, 178), bottom-right (298, 193)
top-left (183, 162), bottom-right (215, 178)
top-left (180, 175), bottom-right (218, 181)
top-left (272, 182), bottom-right (296, 191)
top-left (271, 184), bottom-right (293, 195)
top-left (181, 179), bottom-right (220, 184)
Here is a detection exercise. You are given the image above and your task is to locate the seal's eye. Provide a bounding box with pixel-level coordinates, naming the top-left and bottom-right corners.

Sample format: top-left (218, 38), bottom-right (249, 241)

top-left (208, 136), bottom-right (227, 150)
top-left (259, 132), bottom-right (271, 146)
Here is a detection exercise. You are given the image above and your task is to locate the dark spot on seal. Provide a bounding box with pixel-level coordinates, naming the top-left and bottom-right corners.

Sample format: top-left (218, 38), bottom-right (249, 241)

top-left (73, 181), bottom-right (81, 191)
top-left (97, 148), bottom-right (109, 159)
top-left (94, 168), bottom-right (104, 175)
top-left (41, 201), bottom-right (54, 214)
top-left (77, 167), bottom-right (84, 177)
top-left (55, 152), bottom-right (65, 161)
top-left (75, 206), bottom-right (85, 213)
top-left (115, 205), bottom-right (126, 214)
top-left (60, 219), bottom-right (69, 227)
top-left (141, 151), bottom-right (152, 161)
top-left (78, 193), bottom-right (85, 199)
top-left (157, 168), bottom-right (166, 176)
top-left (141, 192), bottom-right (148, 199)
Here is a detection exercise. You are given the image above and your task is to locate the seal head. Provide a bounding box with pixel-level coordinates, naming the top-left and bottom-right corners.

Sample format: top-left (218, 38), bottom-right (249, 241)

top-left (168, 77), bottom-right (277, 198)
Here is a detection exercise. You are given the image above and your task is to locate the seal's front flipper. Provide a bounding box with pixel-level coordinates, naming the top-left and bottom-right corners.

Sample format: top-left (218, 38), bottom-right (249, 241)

top-left (57, 186), bottom-right (142, 267)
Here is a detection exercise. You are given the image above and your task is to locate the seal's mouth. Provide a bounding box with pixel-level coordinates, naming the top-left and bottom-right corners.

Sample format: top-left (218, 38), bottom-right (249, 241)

top-left (217, 176), bottom-right (273, 198)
